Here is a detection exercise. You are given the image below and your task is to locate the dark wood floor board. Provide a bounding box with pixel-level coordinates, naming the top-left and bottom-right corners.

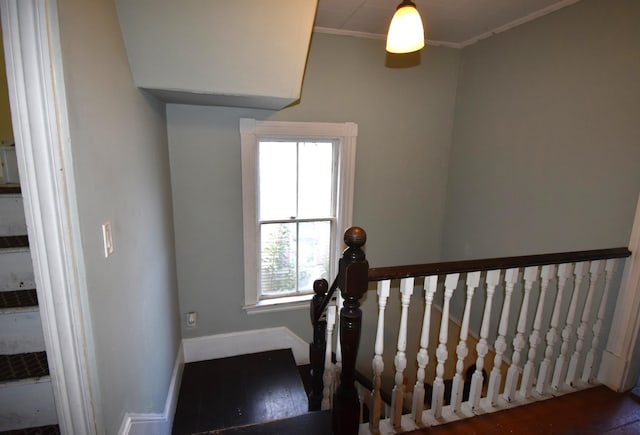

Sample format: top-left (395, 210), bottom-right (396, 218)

top-left (206, 410), bottom-right (332, 435)
top-left (404, 386), bottom-right (640, 435)
top-left (172, 349), bottom-right (308, 435)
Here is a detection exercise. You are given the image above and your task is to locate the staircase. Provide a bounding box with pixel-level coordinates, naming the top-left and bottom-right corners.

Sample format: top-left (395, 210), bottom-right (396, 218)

top-left (0, 184), bottom-right (59, 434)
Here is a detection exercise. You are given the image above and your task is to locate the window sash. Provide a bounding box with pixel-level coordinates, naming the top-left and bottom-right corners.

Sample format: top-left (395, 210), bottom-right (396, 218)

top-left (240, 119), bottom-right (357, 311)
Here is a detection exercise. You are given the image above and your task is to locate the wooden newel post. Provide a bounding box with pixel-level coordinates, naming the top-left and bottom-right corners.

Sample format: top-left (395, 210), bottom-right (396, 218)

top-left (309, 278), bottom-right (328, 411)
top-left (333, 227), bottom-right (368, 435)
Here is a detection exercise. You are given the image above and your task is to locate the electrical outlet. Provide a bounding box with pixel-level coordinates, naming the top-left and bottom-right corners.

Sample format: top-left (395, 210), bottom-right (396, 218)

top-left (102, 222), bottom-right (114, 258)
top-left (186, 311), bottom-right (197, 328)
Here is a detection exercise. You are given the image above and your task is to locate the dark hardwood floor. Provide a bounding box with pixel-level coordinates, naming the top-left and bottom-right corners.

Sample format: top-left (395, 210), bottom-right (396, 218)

top-left (404, 385), bottom-right (640, 435)
top-left (172, 349), bottom-right (309, 435)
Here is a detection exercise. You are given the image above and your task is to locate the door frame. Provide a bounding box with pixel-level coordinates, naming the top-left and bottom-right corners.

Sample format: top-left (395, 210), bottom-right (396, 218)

top-left (1, 0), bottom-right (100, 433)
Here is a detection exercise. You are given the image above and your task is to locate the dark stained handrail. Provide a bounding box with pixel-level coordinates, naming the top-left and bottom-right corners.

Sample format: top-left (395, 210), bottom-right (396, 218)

top-left (368, 247), bottom-right (631, 282)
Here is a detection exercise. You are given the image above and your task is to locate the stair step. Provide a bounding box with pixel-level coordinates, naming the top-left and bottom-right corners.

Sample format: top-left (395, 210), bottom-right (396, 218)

top-left (0, 245), bottom-right (35, 292)
top-left (0, 289), bottom-right (38, 311)
top-left (210, 410), bottom-right (331, 435)
top-left (0, 194), bottom-right (26, 237)
top-left (0, 425), bottom-right (60, 435)
top-left (0, 352), bottom-right (49, 383)
top-left (0, 236), bottom-right (28, 249)
top-left (173, 349), bottom-right (308, 435)
top-left (0, 376), bottom-right (57, 431)
top-left (0, 309), bottom-right (46, 354)
top-left (0, 185), bottom-right (21, 195)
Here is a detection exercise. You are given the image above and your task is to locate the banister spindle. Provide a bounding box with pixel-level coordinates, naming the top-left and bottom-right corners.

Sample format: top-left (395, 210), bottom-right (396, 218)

top-left (332, 227), bottom-right (369, 435)
top-left (488, 268), bottom-right (519, 405)
top-left (552, 262), bottom-right (588, 391)
top-left (370, 280), bottom-right (391, 434)
top-left (450, 271), bottom-right (481, 412)
top-left (309, 279), bottom-right (329, 411)
top-left (322, 305), bottom-right (337, 410)
top-left (432, 273), bottom-right (459, 418)
top-left (566, 260), bottom-right (604, 387)
top-left (412, 275), bottom-right (438, 426)
top-left (391, 277), bottom-right (415, 430)
top-left (520, 264), bottom-right (556, 398)
top-left (536, 263), bottom-right (572, 395)
top-left (469, 270), bottom-right (501, 409)
top-left (582, 259), bottom-right (617, 383)
top-left (504, 266), bottom-right (538, 402)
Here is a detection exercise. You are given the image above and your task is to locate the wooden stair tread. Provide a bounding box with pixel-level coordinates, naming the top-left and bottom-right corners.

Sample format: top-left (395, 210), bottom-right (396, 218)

top-left (0, 425), bottom-right (60, 435)
top-left (0, 351), bottom-right (49, 383)
top-left (172, 349), bottom-right (309, 435)
top-left (0, 235), bottom-right (29, 250)
top-left (204, 410), bottom-right (331, 435)
top-left (0, 289), bottom-right (38, 310)
top-left (0, 185), bottom-right (21, 195)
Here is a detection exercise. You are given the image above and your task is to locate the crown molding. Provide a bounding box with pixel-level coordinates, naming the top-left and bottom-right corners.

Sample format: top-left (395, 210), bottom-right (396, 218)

top-left (314, 0), bottom-right (582, 50)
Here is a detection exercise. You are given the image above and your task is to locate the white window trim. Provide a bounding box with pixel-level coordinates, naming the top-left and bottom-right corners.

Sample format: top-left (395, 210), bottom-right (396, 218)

top-left (240, 118), bottom-right (357, 314)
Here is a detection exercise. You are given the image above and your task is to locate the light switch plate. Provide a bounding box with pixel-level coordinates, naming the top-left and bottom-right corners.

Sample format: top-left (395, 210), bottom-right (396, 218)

top-left (102, 222), bottom-right (114, 258)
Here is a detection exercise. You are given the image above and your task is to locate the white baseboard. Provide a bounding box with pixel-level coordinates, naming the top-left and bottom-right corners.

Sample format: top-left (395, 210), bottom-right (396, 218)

top-left (118, 342), bottom-right (184, 435)
top-left (182, 326), bottom-right (310, 365)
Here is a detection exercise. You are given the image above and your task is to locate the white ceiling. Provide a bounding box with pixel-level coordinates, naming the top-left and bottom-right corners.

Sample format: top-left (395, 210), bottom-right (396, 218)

top-left (314, 0), bottom-right (581, 48)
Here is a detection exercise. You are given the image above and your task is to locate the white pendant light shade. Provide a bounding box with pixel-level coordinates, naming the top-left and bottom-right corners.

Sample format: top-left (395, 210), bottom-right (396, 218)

top-left (386, 0), bottom-right (425, 54)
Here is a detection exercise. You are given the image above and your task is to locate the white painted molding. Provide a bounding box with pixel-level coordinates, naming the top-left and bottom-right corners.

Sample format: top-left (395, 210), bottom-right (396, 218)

top-left (313, 26), bottom-right (462, 49)
top-left (315, 0), bottom-right (582, 49)
top-left (457, 0), bottom-right (582, 47)
top-left (1, 0), bottom-right (101, 433)
top-left (118, 343), bottom-right (184, 435)
top-left (183, 327), bottom-right (310, 366)
top-left (599, 194), bottom-right (640, 392)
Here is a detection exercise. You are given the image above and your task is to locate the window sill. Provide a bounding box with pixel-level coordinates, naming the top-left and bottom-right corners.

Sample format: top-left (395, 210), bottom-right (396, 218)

top-left (243, 294), bottom-right (314, 315)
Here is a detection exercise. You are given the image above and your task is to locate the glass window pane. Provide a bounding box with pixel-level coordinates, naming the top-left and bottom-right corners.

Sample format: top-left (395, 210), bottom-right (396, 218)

top-left (298, 142), bottom-right (334, 218)
top-left (260, 223), bottom-right (297, 295)
top-left (259, 141), bottom-right (297, 220)
top-left (297, 221), bottom-right (331, 292)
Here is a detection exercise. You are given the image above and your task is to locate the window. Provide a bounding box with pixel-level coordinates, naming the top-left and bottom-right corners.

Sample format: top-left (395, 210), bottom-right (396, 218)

top-left (240, 119), bottom-right (357, 313)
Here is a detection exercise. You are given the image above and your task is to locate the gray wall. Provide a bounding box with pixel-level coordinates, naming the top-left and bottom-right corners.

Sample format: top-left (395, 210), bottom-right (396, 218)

top-left (167, 33), bottom-right (461, 339)
top-left (442, 0), bottom-right (640, 261)
top-left (57, 0), bottom-right (181, 432)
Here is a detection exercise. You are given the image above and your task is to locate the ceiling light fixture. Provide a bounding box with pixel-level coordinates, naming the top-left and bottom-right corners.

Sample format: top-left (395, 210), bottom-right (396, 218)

top-left (386, 0), bottom-right (425, 54)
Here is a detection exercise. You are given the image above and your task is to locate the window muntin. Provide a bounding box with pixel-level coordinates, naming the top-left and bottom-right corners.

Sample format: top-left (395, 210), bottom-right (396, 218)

top-left (258, 140), bottom-right (336, 298)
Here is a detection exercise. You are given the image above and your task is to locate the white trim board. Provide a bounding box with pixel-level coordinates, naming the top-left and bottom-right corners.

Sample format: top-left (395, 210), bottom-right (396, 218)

top-left (118, 343), bottom-right (184, 435)
top-left (1, 1), bottom-right (101, 433)
top-left (182, 327), bottom-right (310, 366)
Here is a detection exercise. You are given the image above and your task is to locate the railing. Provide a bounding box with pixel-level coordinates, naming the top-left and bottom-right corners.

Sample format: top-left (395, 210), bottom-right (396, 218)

top-left (310, 227), bottom-right (631, 434)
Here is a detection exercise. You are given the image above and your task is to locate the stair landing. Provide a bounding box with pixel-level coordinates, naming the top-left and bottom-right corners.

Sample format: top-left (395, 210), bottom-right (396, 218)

top-left (172, 348), bottom-right (309, 435)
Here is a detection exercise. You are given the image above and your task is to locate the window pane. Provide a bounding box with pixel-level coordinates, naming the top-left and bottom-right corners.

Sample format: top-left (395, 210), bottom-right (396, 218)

top-left (298, 142), bottom-right (334, 218)
top-left (259, 141), bottom-right (297, 220)
top-left (297, 221), bottom-right (331, 292)
top-left (260, 223), bottom-right (296, 295)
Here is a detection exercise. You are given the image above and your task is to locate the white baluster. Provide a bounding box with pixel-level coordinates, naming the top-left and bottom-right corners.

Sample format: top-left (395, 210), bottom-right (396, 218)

top-left (552, 262), bottom-right (588, 391)
top-left (536, 263), bottom-right (572, 395)
top-left (487, 268), bottom-right (519, 405)
top-left (370, 280), bottom-right (390, 434)
top-left (504, 266), bottom-right (538, 402)
top-left (431, 273), bottom-right (459, 418)
top-left (582, 259), bottom-right (617, 383)
top-left (469, 270), bottom-right (501, 410)
top-left (450, 271), bottom-right (481, 412)
top-left (391, 277), bottom-right (415, 430)
top-left (412, 275), bottom-right (438, 426)
top-left (322, 305), bottom-right (337, 410)
top-left (520, 264), bottom-right (556, 398)
top-left (566, 260), bottom-right (604, 387)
